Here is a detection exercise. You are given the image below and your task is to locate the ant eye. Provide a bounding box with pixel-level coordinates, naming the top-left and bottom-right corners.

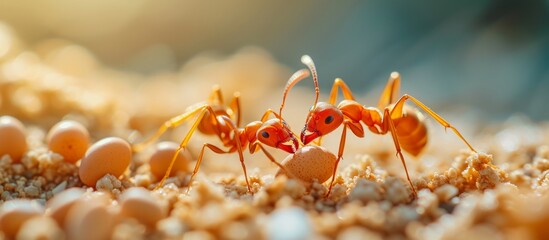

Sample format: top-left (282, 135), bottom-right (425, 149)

top-left (325, 115), bottom-right (334, 124)
top-left (261, 131), bottom-right (270, 138)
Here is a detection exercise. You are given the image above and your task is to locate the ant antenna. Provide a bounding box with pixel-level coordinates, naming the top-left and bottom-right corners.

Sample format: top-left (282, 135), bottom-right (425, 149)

top-left (278, 55), bottom-right (320, 130)
top-left (300, 55), bottom-right (320, 125)
top-left (279, 69), bottom-right (310, 121)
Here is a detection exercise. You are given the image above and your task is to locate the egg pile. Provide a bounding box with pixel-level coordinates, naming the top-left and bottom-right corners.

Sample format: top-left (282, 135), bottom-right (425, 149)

top-left (0, 117), bottom-right (123, 187)
top-left (0, 115), bottom-right (194, 238)
top-left (0, 188), bottom-right (168, 240)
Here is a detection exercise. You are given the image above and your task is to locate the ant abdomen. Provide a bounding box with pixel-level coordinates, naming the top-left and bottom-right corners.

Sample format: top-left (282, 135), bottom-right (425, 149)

top-left (393, 107), bottom-right (428, 156)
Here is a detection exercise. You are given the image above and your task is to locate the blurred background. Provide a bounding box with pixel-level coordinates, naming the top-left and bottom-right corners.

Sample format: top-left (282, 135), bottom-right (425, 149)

top-left (0, 0), bottom-right (548, 121)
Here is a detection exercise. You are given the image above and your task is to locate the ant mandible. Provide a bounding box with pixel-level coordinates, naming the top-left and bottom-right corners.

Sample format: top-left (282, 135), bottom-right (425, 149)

top-left (291, 57), bottom-right (477, 197)
top-left (132, 70), bottom-right (311, 193)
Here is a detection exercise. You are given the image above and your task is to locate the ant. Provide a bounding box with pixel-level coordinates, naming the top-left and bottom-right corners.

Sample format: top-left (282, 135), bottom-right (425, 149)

top-left (290, 57), bottom-right (477, 197)
top-left (132, 69), bottom-right (312, 194)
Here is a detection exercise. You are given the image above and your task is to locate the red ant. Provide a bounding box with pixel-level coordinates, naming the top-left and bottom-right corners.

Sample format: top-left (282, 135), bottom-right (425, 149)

top-left (287, 56), bottom-right (477, 197)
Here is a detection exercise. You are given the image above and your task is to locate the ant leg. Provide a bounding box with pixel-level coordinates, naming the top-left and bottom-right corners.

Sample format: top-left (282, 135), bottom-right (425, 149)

top-left (185, 143), bottom-right (250, 193)
top-left (377, 72), bottom-right (401, 109)
top-left (229, 92), bottom-right (242, 127)
top-left (132, 104), bottom-right (211, 152)
top-left (155, 105), bottom-right (220, 189)
top-left (391, 94), bottom-right (477, 152)
top-left (252, 142), bottom-right (287, 172)
top-left (328, 78), bottom-right (356, 105)
top-left (260, 109), bottom-right (281, 122)
top-left (209, 85), bottom-right (224, 105)
top-left (220, 115), bottom-right (252, 194)
top-left (317, 78), bottom-right (355, 146)
top-left (326, 122), bottom-right (348, 197)
top-left (382, 108), bottom-right (417, 197)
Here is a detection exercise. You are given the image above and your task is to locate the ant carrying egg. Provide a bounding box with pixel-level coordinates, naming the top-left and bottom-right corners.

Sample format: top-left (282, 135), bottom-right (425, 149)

top-left (290, 55), bottom-right (478, 197)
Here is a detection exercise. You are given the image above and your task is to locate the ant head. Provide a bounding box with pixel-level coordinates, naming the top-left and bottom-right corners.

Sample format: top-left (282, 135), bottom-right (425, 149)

top-left (301, 102), bottom-right (344, 145)
top-left (257, 119), bottom-right (298, 153)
